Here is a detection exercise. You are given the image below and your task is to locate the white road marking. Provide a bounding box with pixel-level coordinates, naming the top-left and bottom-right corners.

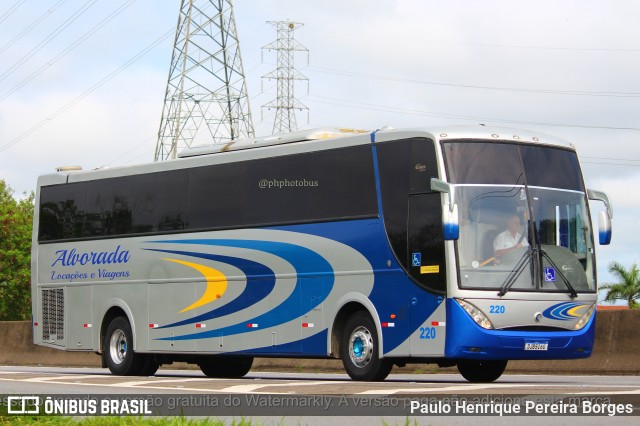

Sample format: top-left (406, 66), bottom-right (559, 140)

top-left (221, 381), bottom-right (342, 393)
top-left (23, 375), bottom-right (98, 382)
top-left (117, 377), bottom-right (217, 387)
top-left (1, 370), bottom-right (639, 396)
top-left (359, 383), bottom-right (569, 394)
top-left (568, 389), bottom-right (640, 395)
top-left (221, 384), bottom-right (273, 393)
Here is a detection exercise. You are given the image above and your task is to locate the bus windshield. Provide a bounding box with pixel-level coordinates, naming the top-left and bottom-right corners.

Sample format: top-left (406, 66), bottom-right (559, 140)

top-left (443, 141), bottom-right (596, 293)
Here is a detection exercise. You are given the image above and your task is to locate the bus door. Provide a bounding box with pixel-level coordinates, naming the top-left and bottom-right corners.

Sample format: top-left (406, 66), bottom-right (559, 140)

top-left (407, 192), bottom-right (447, 357)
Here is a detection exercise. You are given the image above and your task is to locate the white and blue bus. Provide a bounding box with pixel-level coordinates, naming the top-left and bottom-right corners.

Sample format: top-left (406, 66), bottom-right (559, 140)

top-left (31, 126), bottom-right (612, 382)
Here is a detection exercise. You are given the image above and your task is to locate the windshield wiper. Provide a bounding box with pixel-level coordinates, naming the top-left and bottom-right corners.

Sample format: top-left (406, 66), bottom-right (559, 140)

top-left (540, 249), bottom-right (578, 299)
top-left (497, 248), bottom-right (536, 297)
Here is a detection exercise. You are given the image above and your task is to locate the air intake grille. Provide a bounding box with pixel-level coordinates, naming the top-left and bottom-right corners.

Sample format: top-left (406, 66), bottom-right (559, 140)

top-left (42, 288), bottom-right (64, 341)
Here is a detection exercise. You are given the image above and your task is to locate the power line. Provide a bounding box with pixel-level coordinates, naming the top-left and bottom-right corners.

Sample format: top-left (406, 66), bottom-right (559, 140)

top-left (0, 0), bottom-right (66, 55)
top-left (0, 0), bottom-right (98, 84)
top-left (0, 28), bottom-right (174, 154)
top-left (581, 161), bottom-right (640, 167)
top-left (582, 156), bottom-right (640, 162)
top-left (309, 94), bottom-right (640, 165)
top-left (0, 0), bottom-right (25, 25)
top-left (306, 94), bottom-right (640, 131)
top-left (306, 65), bottom-right (640, 98)
top-left (0, 0), bottom-right (136, 101)
top-left (304, 24), bottom-right (640, 54)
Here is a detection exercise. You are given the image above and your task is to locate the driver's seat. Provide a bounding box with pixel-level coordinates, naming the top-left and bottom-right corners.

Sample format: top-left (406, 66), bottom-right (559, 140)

top-left (481, 229), bottom-right (500, 261)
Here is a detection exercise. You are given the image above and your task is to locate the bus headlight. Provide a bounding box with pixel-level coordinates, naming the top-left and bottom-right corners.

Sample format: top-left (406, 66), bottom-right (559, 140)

top-left (456, 299), bottom-right (494, 329)
top-left (574, 304), bottom-right (595, 330)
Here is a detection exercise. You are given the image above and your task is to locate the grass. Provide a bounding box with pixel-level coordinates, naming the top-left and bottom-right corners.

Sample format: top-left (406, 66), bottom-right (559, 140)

top-left (0, 417), bottom-right (257, 426)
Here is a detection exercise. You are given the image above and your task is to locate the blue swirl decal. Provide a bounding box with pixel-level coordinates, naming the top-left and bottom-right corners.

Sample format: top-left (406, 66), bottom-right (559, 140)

top-left (144, 249), bottom-right (276, 329)
top-left (148, 239), bottom-right (334, 340)
top-left (542, 302), bottom-right (589, 321)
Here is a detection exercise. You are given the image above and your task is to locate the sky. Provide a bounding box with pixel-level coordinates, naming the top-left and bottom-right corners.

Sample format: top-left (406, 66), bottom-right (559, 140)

top-left (0, 0), bottom-right (638, 302)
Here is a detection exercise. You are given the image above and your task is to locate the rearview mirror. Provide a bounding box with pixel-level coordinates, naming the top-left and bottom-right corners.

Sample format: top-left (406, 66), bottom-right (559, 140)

top-left (431, 178), bottom-right (459, 240)
top-left (443, 203), bottom-right (459, 241)
top-left (587, 189), bottom-right (612, 245)
top-left (598, 210), bottom-right (611, 245)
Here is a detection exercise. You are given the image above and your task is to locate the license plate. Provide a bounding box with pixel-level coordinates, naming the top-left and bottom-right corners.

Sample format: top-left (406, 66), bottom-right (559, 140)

top-left (524, 342), bottom-right (549, 351)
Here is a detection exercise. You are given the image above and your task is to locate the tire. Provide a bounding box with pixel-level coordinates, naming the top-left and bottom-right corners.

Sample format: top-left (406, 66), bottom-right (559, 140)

top-left (139, 356), bottom-right (160, 376)
top-left (103, 316), bottom-right (146, 376)
top-left (340, 311), bottom-right (392, 381)
top-left (199, 356), bottom-right (253, 378)
top-left (457, 359), bottom-right (507, 383)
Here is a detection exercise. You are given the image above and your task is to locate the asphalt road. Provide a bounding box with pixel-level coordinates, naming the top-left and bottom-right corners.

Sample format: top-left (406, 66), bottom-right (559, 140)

top-left (1, 366), bottom-right (639, 425)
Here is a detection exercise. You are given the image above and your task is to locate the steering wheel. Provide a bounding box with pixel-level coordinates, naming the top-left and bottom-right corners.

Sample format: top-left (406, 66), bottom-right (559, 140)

top-left (478, 257), bottom-right (496, 267)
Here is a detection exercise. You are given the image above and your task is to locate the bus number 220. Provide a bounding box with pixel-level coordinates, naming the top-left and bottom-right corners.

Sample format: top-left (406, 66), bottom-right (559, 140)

top-left (419, 327), bottom-right (437, 339)
top-left (490, 305), bottom-right (506, 314)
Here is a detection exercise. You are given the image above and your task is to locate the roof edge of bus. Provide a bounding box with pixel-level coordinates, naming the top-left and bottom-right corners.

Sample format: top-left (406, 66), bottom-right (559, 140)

top-left (412, 125), bottom-right (574, 149)
top-left (177, 128), bottom-right (369, 158)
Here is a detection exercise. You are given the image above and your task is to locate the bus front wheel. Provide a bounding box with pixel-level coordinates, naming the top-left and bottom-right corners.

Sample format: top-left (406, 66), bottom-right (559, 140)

top-left (341, 311), bottom-right (392, 381)
top-left (457, 359), bottom-right (507, 382)
top-left (103, 316), bottom-right (148, 376)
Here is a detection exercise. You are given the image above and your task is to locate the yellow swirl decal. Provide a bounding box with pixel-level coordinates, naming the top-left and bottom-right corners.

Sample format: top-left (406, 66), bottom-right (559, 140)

top-left (162, 258), bottom-right (228, 313)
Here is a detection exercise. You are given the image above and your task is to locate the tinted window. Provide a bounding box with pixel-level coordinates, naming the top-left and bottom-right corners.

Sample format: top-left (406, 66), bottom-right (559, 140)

top-left (84, 180), bottom-right (113, 237)
top-left (123, 171), bottom-right (188, 234)
top-left (443, 141), bottom-right (584, 191)
top-left (443, 142), bottom-right (523, 185)
top-left (39, 145), bottom-right (377, 242)
top-left (39, 182), bottom-right (86, 241)
top-left (377, 140), bottom-right (410, 266)
top-left (189, 145), bottom-right (377, 229)
top-left (188, 161), bottom-right (248, 229)
top-left (408, 193), bottom-right (445, 293)
top-left (520, 145), bottom-right (584, 191)
top-left (377, 138), bottom-right (439, 269)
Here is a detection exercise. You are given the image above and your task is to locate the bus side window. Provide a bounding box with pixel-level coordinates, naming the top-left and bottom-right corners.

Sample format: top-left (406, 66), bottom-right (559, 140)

top-left (408, 193), bottom-right (446, 294)
top-left (39, 182), bottom-right (86, 241)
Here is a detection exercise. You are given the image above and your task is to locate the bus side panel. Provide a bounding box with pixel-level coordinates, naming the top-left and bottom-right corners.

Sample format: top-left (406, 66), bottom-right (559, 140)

top-left (65, 285), bottom-right (93, 350)
top-left (148, 282), bottom-right (197, 352)
top-left (300, 276), bottom-right (328, 352)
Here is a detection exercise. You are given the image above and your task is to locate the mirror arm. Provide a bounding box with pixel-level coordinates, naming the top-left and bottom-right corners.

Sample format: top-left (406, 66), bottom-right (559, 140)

top-left (587, 189), bottom-right (613, 219)
top-left (431, 178), bottom-right (455, 212)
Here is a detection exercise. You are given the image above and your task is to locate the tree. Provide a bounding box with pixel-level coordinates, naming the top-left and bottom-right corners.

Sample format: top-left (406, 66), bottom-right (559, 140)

top-left (0, 180), bottom-right (34, 320)
top-left (600, 262), bottom-right (640, 309)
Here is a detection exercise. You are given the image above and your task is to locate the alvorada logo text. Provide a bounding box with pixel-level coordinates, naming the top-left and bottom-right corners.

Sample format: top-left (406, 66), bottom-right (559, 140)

top-left (51, 245), bottom-right (130, 267)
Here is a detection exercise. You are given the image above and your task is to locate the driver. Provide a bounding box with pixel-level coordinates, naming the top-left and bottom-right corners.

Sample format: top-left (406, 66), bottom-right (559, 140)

top-left (493, 214), bottom-right (528, 258)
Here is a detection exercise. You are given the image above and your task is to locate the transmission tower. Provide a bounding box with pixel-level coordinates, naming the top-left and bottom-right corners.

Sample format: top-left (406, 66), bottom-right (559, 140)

top-left (155, 0), bottom-right (254, 161)
top-left (261, 20), bottom-right (309, 135)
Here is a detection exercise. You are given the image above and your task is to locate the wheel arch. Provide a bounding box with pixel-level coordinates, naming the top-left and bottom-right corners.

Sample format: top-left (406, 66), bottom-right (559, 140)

top-left (99, 299), bottom-right (136, 353)
top-left (329, 293), bottom-right (383, 359)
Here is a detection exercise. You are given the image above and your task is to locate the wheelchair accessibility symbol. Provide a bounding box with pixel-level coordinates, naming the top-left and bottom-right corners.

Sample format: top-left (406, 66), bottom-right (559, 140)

top-left (412, 252), bottom-right (422, 267)
top-left (544, 267), bottom-right (556, 282)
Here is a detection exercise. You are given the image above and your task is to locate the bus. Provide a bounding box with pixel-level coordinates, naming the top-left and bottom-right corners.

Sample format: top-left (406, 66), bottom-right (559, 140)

top-left (31, 125), bottom-right (612, 382)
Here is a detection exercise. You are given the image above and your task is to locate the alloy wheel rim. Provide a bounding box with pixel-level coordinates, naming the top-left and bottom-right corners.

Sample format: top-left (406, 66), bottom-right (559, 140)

top-left (109, 329), bottom-right (127, 365)
top-left (349, 326), bottom-right (373, 368)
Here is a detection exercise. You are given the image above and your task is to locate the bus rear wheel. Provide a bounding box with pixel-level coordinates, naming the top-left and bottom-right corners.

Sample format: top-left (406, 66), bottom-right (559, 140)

top-left (199, 356), bottom-right (253, 378)
top-left (139, 356), bottom-right (160, 376)
top-left (103, 316), bottom-right (147, 376)
top-left (341, 311), bottom-right (392, 381)
top-left (457, 359), bottom-right (507, 383)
